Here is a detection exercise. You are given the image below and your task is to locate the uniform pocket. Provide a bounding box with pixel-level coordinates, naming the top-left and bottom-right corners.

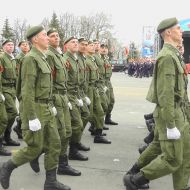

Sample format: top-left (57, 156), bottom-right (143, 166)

top-left (38, 63), bottom-right (51, 88)
top-left (22, 129), bottom-right (40, 147)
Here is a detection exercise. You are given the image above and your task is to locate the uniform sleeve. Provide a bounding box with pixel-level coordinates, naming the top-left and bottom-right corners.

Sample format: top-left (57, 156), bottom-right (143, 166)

top-left (21, 56), bottom-right (37, 120)
top-left (0, 59), bottom-right (3, 94)
top-left (157, 55), bottom-right (176, 129)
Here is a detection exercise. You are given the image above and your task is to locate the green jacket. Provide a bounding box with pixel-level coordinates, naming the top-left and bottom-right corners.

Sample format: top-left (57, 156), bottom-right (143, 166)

top-left (63, 51), bottom-right (80, 97)
top-left (20, 46), bottom-right (53, 120)
top-left (147, 43), bottom-right (187, 131)
top-left (85, 55), bottom-right (99, 85)
top-left (0, 52), bottom-right (17, 94)
top-left (46, 46), bottom-right (67, 95)
top-left (101, 55), bottom-right (112, 80)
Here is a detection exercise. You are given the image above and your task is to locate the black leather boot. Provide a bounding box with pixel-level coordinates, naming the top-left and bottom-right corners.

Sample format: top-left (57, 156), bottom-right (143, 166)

top-left (123, 172), bottom-right (149, 190)
top-left (94, 129), bottom-right (111, 144)
top-left (30, 155), bottom-right (40, 173)
top-left (144, 130), bottom-right (154, 144)
top-left (13, 117), bottom-right (23, 139)
top-left (76, 142), bottom-right (90, 151)
top-left (105, 114), bottom-right (118, 125)
top-left (0, 137), bottom-right (11, 156)
top-left (144, 113), bottom-right (153, 120)
top-left (69, 143), bottom-right (88, 161)
top-left (44, 168), bottom-right (71, 190)
top-left (0, 160), bottom-right (17, 189)
top-left (126, 163), bottom-right (149, 189)
top-left (57, 155), bottom-right (81, 176)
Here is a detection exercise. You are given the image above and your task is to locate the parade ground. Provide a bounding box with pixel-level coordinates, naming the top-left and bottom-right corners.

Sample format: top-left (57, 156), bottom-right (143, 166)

top-left (1, 72), bottom-right (184, 190)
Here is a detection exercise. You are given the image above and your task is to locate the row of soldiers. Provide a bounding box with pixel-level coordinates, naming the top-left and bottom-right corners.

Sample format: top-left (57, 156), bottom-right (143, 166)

top-left (0, 26), bottom-right (118, 190)
top-left (127, 58), bottom-right (155, 78)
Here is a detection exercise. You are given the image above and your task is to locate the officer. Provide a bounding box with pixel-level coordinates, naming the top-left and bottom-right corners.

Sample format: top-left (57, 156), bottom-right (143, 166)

top-left (85, 40), bottom-right (111, 144)
top-left (123, 18), bottom-right (190, 190)
top-left (14, 40), bottom-right (30, 139)
top-left (0, 26), bottom-right (70, 190)
top-left (0, 39), bottom-right (20, 146)
top-left (46, 28), bottom-right (81, 176)
top-left (77, 37), bottom-right (90, 150)
top-left (63, 37), bottom-right (88, 161)
top-left (0, 59), bottom-right (11, 156)
top-left (100, 43), bottom-right (118, 125)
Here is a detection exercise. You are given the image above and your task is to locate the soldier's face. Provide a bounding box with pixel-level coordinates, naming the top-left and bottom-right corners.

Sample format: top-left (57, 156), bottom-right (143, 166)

top-left (3, 42), bottom-right (14, 54)
top-left (48, 32), bottom-right (60, 48)
top-left (78, 41), bottom-right (88, 53)
top-left (169, 24), bottom-right (183, 45)
top-left (66, 39), bottom-right (78, 53)
top-left (87, 43), bottom-right (95, 54)
top-left (94, 42), bottom-right (100, 51)
top-left (34, 30), bottom-right (49, 51)
top-left (100, 47), bottom-right (108, 55)
top-left (19, 42), bottom-right (30, 53)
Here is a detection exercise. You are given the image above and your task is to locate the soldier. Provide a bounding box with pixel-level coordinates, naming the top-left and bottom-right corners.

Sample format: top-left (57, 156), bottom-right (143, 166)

top-left (85, 40), bottom-right (111, 144)
top-left (77, 37), bottom-right (91, 150)
top-left (46, 29), bottom-right (81, 176)
top-left (0, 39), bottom-right (20, 146)
top-left (123, 18), bottom-right (190, 190)
top-left (0, 26), bottom-right (70, 190)
top-left (0, 56), bottom-right (11, 156)
top-left (100, 43), bottom-right (118, 125)
top-left (93, 40), bottom-right (110, 130)
top-left (63, 37), bottom-right (88, 161)
top-left (14, 40), bottom-right (30, 139)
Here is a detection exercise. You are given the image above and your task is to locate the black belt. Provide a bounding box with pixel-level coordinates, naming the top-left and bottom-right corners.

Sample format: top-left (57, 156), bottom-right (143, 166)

top-left (53, 89), bottom-right (66, 95)
top-left (2, 83), bottom-right (16, 87)
top-left (35, 99), bottom-right (52, 104)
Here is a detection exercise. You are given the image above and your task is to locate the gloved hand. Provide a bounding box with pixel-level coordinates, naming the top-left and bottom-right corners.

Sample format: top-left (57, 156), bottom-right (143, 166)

top-left (1, 94), bottom-right (5, 101)
top-left (167, 127), bottom-right (181, 140)
top-left (104, 86), bottom-right (108, 93)
top-left (52, 106), bottom-right (57, 116)
top-left (29, 118), bottom-right (41, 132)
top-left (77, 99), bottom-right (83, 107)
top-left (85, 96), bottom-right (91, 105)
top-left (68, 102), bottom-right (72, 110)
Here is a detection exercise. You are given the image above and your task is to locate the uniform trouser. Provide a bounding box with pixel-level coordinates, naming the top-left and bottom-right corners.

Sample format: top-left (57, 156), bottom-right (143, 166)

top-left (0, 100), bottom-right (8, 136)
top-left (54, 94), bottom-right (72, 156)
top-left (3, 92), bottom-right (18, 140)
top-left (140, 125), bottom-right (190, 190)
top-left (105, 80), bottom-right (115, 115)
top-left (80, 97), bottom-right (90, 131)
top-left (87, 86), bottom-right (104, 129)
top-left (98, 86), bottom-right (108, 114)
top-left (68, 95), bottom-right (83, 144)
top-left (12, 102), bottom-right (61, 171)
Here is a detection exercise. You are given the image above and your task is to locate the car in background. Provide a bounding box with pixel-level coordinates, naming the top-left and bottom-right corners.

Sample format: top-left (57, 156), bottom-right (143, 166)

top-left (111, 59), bottom-right (128, 72)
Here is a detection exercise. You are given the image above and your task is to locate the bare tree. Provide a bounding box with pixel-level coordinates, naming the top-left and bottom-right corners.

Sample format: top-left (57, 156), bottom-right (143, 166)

top-left (13, 19), bottom-right (28, 45)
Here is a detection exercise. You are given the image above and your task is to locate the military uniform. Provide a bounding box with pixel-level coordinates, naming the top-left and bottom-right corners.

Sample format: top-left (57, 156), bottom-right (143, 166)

top-left (63, 48), bottom-right (88, 160)
top-left (85, 54), bottom-right (111, 144)
top-left (0, 51), bottom-right (19, 145)
top-left (77, 52), bottom-right (90, 130)
top-left (124, 18), bottom-right (190, 190)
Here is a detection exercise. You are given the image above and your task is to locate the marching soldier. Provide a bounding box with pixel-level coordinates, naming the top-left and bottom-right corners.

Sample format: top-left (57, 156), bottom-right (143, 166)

top-left (0, 26), bottom-right (70, 190)
top-left (0, 39), bottom-right (20, 146)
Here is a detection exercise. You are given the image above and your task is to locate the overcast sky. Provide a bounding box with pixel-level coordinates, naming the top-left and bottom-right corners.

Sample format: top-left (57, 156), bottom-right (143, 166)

top-left (0, 0), bottom-right (189, 46)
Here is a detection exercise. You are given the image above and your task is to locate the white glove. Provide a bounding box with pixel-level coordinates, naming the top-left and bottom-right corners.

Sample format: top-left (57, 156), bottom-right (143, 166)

top-left (68, 102), bottom-right (72, 110)
top-left (1, 94), bottom-right (5, 101)
top-left (167, 127), bottom-right (181, 140)
top-left (52, 106), bottom-right (57, 116)
top-left (85, 96), bottom-right (91, 105)
top-left (77, 99), bottom-right (83, 107)
top-left (104, 86), bottom-right (108, 92)
top-left (29, 118), bottom-right (41, 132)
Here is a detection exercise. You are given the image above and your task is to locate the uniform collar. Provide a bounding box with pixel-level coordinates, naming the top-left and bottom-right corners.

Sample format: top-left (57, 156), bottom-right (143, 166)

top-left (30, 46), bottom-right (47, 60)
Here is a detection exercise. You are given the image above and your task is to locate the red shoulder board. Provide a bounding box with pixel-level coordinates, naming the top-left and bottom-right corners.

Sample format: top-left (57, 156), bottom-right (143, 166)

top-left (65, 60), bottom-right (71, 70)
top-left (0, 65), bottom-right (4, 73)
